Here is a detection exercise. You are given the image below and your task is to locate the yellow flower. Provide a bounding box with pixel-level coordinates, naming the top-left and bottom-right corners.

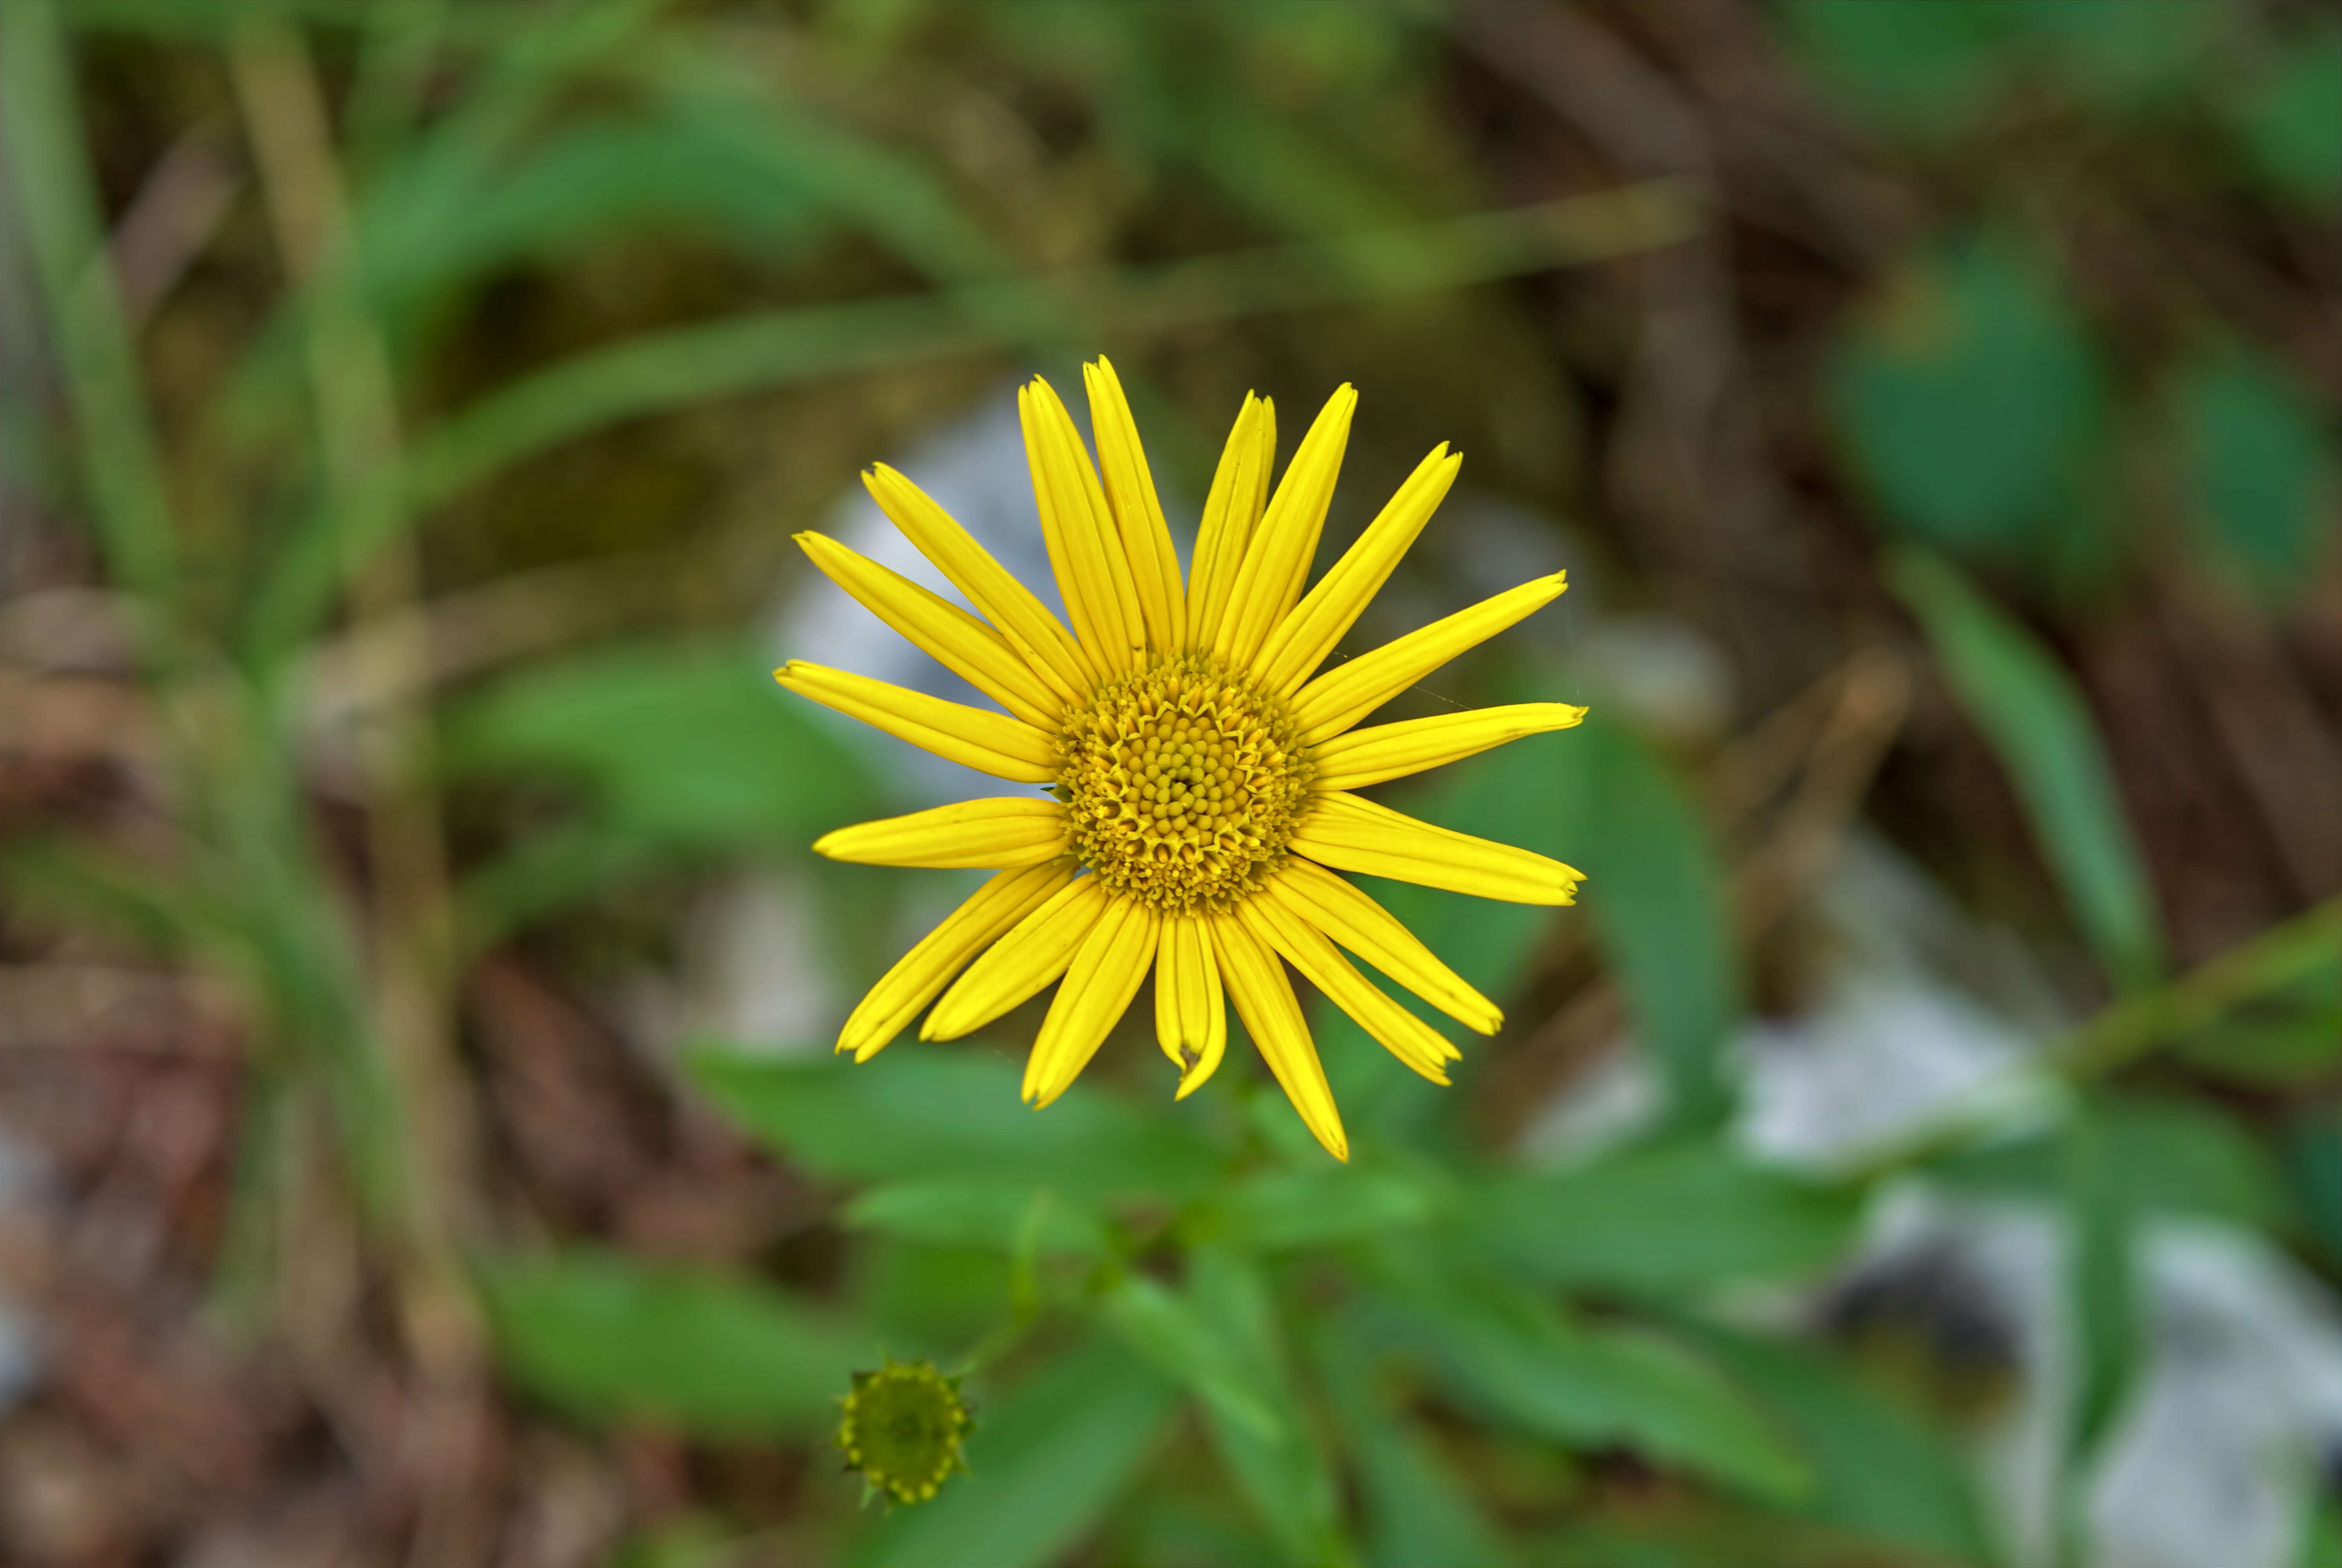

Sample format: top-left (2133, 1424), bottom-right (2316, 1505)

top-left (778, 359), bottom-right (1585, 1161)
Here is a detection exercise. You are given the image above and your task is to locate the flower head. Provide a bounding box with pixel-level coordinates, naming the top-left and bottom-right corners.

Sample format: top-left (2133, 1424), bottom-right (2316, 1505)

top-left (779, 359), bottom-right (1585, 1160)
top-left (836, 1359), bottom-right (972, 1505)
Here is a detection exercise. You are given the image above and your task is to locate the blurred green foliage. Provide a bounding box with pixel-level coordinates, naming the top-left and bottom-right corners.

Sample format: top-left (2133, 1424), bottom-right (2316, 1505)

top-left (1832, 237), bottom-right (2104, 574)
top-left (2177, 343), bottom-right (2338, 602)
top-left (2233, 20), bottom-right (2342, 209)
top-left (476, 1249), bottom-right (876, 1438)
top-left (1891, 552), bottom-right (2162, 991)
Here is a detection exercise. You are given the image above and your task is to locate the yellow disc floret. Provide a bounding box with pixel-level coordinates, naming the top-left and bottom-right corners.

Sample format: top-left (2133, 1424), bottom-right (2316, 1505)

top-left (1057, 654), bottom-right (1312, 913)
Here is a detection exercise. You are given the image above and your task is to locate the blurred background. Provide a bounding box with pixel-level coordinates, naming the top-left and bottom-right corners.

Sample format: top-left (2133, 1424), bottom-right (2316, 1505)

top-left (2, 1), bottom-right (2339, 1564)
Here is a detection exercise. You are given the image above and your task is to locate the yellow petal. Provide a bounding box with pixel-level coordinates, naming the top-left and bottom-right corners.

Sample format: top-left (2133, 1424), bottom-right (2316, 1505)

top-left (1289, 572), bottom-right (1569, 745)
top-left (1085, 358), bottom-right (1184, 654)
top-left (1263, 858), bottom-right (1502, 1035)
top-left (1308, 702), bottom-right (1588, 791)
top-left (1236, 894), bottom-right (1457, 1084)
top-left (863, 465), bottom-right (1091, 704)
top-left (776, 662), bottom-right (1059, 783)
top-left (1021, 379), bottom-right (1145, 679)
top-left (1254, 444), bottom-right (1461, 696)
top-left (1154, 913), bottom-right (1227, 1098)
top-left (1025, 896), bottom-right (1159, 1107)
top-left (1185, 392), bottom-right (1275, 655)
top-left (924, 875), bottom-right (1106, 1040)
top-left (1211, 385), bottom-right (1355, 671)
top-left (1290, 792), bottom-right (1583, 906)
top-left (1251, 400), bottom-right (1276, 546)
top-left (813, 797), bottom-right (1068, 869)
top-left (794, 531), bottom-right (1065, 729)
top-left (1207, 911), bottom-right (1348, 1162)
top-left (838, 859), bottom-right (1076, 1061)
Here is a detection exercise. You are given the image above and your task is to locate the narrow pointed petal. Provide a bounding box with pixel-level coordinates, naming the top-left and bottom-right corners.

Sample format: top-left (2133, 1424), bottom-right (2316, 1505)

top-left (1289, 572), bottom-right (1569, 744)
top-left (1025, 897), bottom-right (1159, 1106)
top-left (813, 797), bottom-right (1068, 869)
top-left (1186, 392), bottom-right (1275, 654)
top-left (1308, 702), bottom-right (1588, 792)
top-left (1212, 385), bottom-right (1355, 671)
top-left (924, 875), bottom-right (1105, 1040)
top-left (1021, 379), bottom-right (1146, 679)
top-left (838, 860), bottom-right (1075, 1060)
top-left (1155, 913), bottom-right (1227, 1098)
top-left (1255, 444), bottom-right (1461, 696)
top-left (1236, 895), bottom-right (1457, 1084)
top-left (1207, 911), bottom-right (1348, 1162)
top-left (1085, 358), bottom-right (1184, 654)
top-left (863, 465), bottom-right (1091, 704)
top-left (794, 531), bottom-right (1065, 730)
top-left (1154, 917), bottom-right (1188, 1071)
top-left (1290, 793), bottom-right (1584, 906)
top-left (1265, 858), bottom-right (1502, 1034)
top-left (776, 662), bottom-right (1059, 783)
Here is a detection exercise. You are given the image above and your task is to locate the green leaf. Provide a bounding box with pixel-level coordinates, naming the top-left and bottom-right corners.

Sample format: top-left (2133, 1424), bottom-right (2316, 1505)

top-left (443, 642), bottom-right (874, 852)
top-left (1102, 1274), bottom-right (1283, 1442)
top-left (334, 15), bottom-right (1010, 323)
top-left (1471, 1140), bottom-right (1864, 1294)
top-left (1557, 716), bottom-right (1740, 1130)
top-left (2064, 1102), bottom-right (2143, 1466)
top-left (1932, 1094), bottom-right (2287, 1231)
top-left (475, 1250), bottom-right (870, 1439)
top-left (351, 109), bottom-right (833, 319)
top-left (850, 1336), bottom-right (1180, 1568)
top-left (1686, 1325), bottom-right (1998, 1568)
top-left (843, 1180), bottom-right (1112, 1261)
top-left (1376, 1258), bottom-right (1809, 1504)
top-left (1891, 551), bottom-right (2163, 991)
top-left (1832, 237), bottom-right (2105, 564)
top-left (1181, 1247), bottom-right (1354, 1568)
top-left (641, 52), bottom-right (1013, 283)
top-left (2232, 23), bottom-right (2342, 211)
top-left (1310, 1320), bottom-right (1518, 1568)
top-left (2282, 1115), bottom-right (2342, 1274)
top-left (851, 1238), bottom-right (1015, 1353)
top-left (2177, 342), bottom-right (2338, 602)
top-left (1780, 1), bottom-right (2008, 140)
top-left (688, 1046), bottom-right (1225, 1198)
top-left (1212, 1163), bottom-right (1444, 1252)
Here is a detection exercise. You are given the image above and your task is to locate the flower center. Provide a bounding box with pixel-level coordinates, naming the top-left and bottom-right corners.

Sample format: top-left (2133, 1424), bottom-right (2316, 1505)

top-left (836, 1361), bottom-right (972, 1505)
top-left (1056, 654), bottom-right (1312, 913)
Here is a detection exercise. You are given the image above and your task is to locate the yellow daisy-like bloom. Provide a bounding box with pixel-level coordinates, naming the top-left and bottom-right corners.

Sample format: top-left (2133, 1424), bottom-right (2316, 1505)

top-left (779, 359), bottom-right (1585, 1161)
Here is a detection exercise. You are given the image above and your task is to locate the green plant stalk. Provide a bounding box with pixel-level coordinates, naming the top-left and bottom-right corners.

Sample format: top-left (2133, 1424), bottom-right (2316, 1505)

top-left (0, 0), bottom-right (184, 659)
top-left (230, 15), bottom-right (484, 1391)
top-left (1846, 893), bottom-right (2342, 1187)
top-left (2056, 893), bottom-right (2342, 1081)
top-left (244, 179), bottom-right (1701, 662)
top-left (4, 0), bottom-right (412, 1273)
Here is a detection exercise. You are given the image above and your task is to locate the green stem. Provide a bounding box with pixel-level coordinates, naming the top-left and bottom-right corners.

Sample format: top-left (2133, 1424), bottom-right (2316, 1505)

top-left (0, 0), bottom-right (185, 662)
top-left (2055, 894), bottom-right (2342, 1081)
